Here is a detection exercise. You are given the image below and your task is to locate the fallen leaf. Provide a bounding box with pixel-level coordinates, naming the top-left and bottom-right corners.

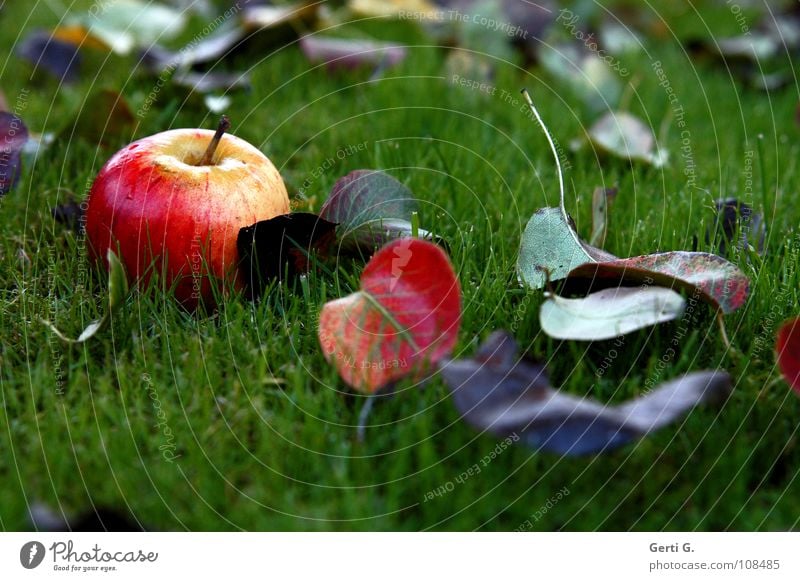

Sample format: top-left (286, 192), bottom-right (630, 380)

top-left (445, 50), bottom-right (494, 89)
top-left (517, 207), bottom-right (616, 289)
top-left (540, 286), bottom-right (686, 341)
top-left (590, 186), bottom-right (616, 247)
top-left (17, 31), bottom-right (81, 83)
top-left (237, 212), bottom-right (337, 300)
top-left (30, 503), bottom-right (145, 532)
top-left (432, 0), bottom-right (556, 62)
top-left (59, 89), bottom-right (135, 146)
top-left (565, 251), bottom-right (750, 314)
top-left (349, 0), bottom-right (439, 19)
top-left (63, 0), bottom-right (187, 55)
top-left (0, 111), bottom-right (29, 195)
top-left (319, 238), bottom-right (461, 393)
top-left (598, 21), bottom-right (643, 55)
top-left (52, 197), bottom-right (85, 233)
top-left (241, 1), bottom-right (319, 33)
top-left (42, 249), bottom-right (129, 344)
top-left (439, 331), bottom-right (732, 455)
top-left (204, 94), bottom-right (232, 114)
top-left (139, 19), bottom-right (246, 72)
top-left (299, 36), bottom-right (407, 71)
top-left (709, 197), bottom-right (766, 255)
top-left (171, 69), bottom-right (251, 93)
top-left (575, 111), bottom-right (668, 167)
top-left (539, 42), bottom-right (623, 112)
top-left (320, 169), bottom-right (434, 255)
top-left (776, 318), bottom-right (800, 395)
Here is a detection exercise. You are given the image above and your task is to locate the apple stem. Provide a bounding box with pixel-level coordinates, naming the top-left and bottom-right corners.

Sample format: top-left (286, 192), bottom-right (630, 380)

top-left (199, 115), bottom-right (230, 165)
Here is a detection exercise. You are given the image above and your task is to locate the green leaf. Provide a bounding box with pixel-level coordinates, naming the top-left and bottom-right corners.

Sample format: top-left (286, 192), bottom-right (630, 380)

top-left (540, 286), bottom-right (686, 341)
top-left (517, 207), bottom-right (615, 289)
top-left (539, 43), bottom-right (623, 112)
top-left (66, 0), bottom-right (187, 55)
top-left (41, 249), bottom-right (128, 344)
top-left (107, 249), bottom-right (129, 311)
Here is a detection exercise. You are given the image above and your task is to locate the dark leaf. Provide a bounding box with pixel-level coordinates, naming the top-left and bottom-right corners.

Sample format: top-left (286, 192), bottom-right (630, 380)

top-left (139, 19), bottom-right (246, 72)
top-left (0, 111), bottom-right (29, 195)
top-left (320, 169), bottom-right (436, 255)
top-left (776, 317), bottom-right (800, 395)
top-left (17, 30), bottom-right (81, 83)
top-left (52, 198), bottom-right (85, 233)
top-left (319, 238), bottom-right (461, 393)
top-left (237, 212), bottom-right (337, 299)
top-left (708, 197), bottom-right (766, 255)
top-left (565, 251), bottom-right (750, 314)
top-left (30, 503), bottom-right (145, 532)
top-left (439, 331), bottom-right (732, 456)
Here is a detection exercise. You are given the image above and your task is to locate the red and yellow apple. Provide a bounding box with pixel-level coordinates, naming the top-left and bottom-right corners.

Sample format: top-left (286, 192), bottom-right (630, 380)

top-left (85, 118), bottom-right (289, 308)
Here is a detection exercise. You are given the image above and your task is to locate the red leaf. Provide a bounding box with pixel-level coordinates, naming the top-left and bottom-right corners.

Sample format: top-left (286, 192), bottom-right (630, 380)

top-left (318, 239), bottom-right (461, 393)
top-left (566, 251), bottom-right (749, 314)
top-left (776, 317), bottom-right (800, 394)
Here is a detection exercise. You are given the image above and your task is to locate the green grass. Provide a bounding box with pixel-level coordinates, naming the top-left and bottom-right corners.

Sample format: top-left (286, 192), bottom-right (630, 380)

top-left (1, 0), bottom-right (799, 531)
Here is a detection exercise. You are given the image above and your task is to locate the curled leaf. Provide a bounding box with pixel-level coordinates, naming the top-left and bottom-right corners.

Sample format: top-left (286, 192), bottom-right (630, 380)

top-left (540, 286), bottom-right (686, 341)
top-left (517, 207), bottom-right (615, 289)
top-left (565, 251), bottom-right (749, 314)
top-left (439, 331), bottom-right (732, 455)
top-left (776, 318), bottom-right (800, 395)
top-left (319, 239), bottom-right (461, 393)
top-left (0, 112), bottom-right (29, 195)
top-left (42, 249), bottom-right (128, 344)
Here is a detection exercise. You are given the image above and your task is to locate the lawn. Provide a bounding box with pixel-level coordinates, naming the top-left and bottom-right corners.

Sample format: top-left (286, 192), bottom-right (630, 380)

top-left (1, 0), bottom-right (799, 531)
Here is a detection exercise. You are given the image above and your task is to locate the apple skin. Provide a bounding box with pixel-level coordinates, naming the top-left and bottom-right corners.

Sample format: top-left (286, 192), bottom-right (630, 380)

top-left (85, 128), bottom-right (289, 308)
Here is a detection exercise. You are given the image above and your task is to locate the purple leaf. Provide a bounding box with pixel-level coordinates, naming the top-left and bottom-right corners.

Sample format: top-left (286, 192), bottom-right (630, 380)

top-left (17, 30), bottom-right (81, 83)
top-left (0, 112), bottom-right (29, 195)
top-left (439, 331), bottom-right (732, 456)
